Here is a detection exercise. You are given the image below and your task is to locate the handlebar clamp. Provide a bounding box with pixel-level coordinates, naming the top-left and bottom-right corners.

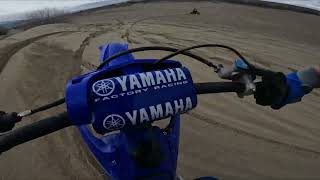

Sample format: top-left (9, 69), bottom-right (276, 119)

top-left (216, 58), bottom-right (256, 97)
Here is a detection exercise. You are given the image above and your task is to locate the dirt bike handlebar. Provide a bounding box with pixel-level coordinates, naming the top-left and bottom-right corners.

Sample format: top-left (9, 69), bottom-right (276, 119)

top-left (0, 82), bottom-right (245, 154)
top-left (194, 82), bottom-right (245, 94)
top-left (0, 112), bottom-right (71, 153)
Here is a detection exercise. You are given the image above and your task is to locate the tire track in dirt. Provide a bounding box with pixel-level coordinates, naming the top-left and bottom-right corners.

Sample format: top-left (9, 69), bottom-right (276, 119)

top-left (74, 22), bottom-right (127, 70)
top-left (188, 111), bottom-right (320, 157)
top-left (122, 12), bottom-right (195, 44)
top-left (74, 27), bottom-right (112, 61)
top-left (129, 20), bottom-right (311, 73)
top-left (128, 3), bottom-right (218, 32)
top-left (128, 13), bottom-right (187, 40)
top-left (0, 33), bottom-right (105, 180)
top-left (127, 3), bottom-right (219, 40)
top-left (0, 31), bottom-right (77, 74)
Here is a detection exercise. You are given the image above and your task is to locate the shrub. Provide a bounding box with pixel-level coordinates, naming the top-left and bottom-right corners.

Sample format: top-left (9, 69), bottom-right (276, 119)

top-left (25, 8), bottom-right (67, 25)
top-left (0, 26), bottom-right (9, 35)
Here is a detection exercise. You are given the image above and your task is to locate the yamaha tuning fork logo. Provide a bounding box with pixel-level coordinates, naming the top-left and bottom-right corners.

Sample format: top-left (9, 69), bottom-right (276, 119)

top-left (92, 68), bottom-right (189, 102)
top-left (103, 114), bottom-right (126, 131)
top-left (92, 79), bottom-right (115, 96)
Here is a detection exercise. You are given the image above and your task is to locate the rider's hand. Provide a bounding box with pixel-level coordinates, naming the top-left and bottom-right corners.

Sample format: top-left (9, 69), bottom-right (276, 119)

top-left (254, 72), bottom-right (289, 109)
top-left (0, 111), bottom-right (21, 133)
top-left (254, 66), bottom-right (320, 109)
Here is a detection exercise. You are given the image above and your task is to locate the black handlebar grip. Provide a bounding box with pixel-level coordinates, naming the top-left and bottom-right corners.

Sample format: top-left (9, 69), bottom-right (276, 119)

top-left (0, 112), bottom-right (72, 153)
top-left (194, 82), bottom-right (245, 94)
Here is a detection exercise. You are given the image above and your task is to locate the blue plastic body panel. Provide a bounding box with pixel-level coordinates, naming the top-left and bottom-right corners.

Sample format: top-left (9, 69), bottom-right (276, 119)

top-left (65, 43), bottom-right (196, 179)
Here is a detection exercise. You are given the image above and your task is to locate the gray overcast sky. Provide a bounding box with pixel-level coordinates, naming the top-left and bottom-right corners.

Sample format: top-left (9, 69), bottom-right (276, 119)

top-left (0, 0), bottom-right (104, 21)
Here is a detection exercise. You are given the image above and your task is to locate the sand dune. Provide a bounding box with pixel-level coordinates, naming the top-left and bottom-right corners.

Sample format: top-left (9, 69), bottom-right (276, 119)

top-left (0, 1), bottom-right (320, 180)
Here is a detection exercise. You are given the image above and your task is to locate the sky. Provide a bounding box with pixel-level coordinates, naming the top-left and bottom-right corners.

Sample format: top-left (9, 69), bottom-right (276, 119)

top-left (264, 0), bottom-right (320, 10)
top-left (0, 0), bottom-right (107, 22)
top-left (0, 0), bottom-right (319, 22)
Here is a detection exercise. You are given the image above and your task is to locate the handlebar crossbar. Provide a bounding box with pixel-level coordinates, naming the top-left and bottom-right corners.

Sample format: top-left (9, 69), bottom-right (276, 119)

top-left (0, 82), bottom-right (244, 154)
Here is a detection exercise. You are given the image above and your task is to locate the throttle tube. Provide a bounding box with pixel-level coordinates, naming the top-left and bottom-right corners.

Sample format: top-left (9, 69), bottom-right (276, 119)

top-left (195, 82), bottom-right (245, 94)
top-left (0, 112), bottom-right (71, 153)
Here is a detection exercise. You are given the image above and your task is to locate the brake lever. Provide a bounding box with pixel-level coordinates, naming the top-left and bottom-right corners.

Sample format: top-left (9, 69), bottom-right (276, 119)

top-left (216, 58), bottom-right (256, 97)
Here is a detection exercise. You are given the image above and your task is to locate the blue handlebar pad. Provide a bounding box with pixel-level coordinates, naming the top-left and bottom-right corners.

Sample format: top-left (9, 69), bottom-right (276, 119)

top-left (284, 72), bottom-right (306, 105)
top-left (66, 67), bottom-right (197, 134)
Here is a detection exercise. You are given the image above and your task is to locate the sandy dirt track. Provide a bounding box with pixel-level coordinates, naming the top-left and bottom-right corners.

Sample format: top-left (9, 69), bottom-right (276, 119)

top-left (0, 1), bottom-right (320, 180)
